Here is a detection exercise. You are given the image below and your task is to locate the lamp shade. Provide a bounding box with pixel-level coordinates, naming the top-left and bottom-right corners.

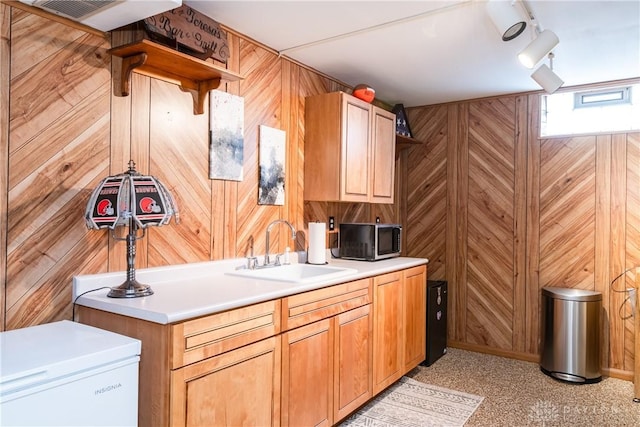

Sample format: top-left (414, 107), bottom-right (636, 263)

top-left (486, 0), bottom-right (527, 41)
top-left (518, 29), bottom-right (559, 68)
top-left (85, 165), bottom-right (178, 230)
top-left (532, 63), bottom-right (564, 94)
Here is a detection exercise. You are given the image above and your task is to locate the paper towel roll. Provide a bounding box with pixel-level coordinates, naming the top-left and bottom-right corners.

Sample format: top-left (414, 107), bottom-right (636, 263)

top-left (308, 222), bottom-right (326, 264)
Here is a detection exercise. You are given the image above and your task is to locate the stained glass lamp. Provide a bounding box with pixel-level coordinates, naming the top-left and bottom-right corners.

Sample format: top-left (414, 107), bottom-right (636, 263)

top-left (84, 160), bottom-right (179, 298)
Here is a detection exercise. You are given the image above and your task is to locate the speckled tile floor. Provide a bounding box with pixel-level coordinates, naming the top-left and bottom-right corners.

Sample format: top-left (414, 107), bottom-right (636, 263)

top-left (406, 348), bottom-right (640, 426)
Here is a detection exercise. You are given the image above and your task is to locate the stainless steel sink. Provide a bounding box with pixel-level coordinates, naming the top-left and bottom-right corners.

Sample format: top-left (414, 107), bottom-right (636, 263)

top-left (226, 264), bottom-right (357, 284)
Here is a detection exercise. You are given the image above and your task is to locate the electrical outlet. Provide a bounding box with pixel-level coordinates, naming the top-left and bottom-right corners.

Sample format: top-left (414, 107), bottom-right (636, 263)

top-left (329, 216), bottom-right (335, 230)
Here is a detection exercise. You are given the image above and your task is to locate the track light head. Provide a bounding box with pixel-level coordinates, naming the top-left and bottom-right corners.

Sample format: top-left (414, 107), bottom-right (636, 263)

top-left (518, 29), bottom-right (560, 68)
top-left (532, 63), bottom-right (564, 94)
top-left (486, 0), bottom-right (527, 41)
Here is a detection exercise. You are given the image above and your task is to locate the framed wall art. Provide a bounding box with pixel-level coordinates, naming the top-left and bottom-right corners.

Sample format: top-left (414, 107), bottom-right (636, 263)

top-left (209, 90), bottom-right (244, 181)
top-left (258, 125), bottom-right (286, 205)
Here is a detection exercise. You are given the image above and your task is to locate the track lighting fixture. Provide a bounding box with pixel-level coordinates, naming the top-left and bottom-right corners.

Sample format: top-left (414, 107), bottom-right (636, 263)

top-left (486, 0), bottom-right (527, 41)
top-left (518, 29), bottom-right (559, 68)
top-left (531, 53), bottom-right (564, 94)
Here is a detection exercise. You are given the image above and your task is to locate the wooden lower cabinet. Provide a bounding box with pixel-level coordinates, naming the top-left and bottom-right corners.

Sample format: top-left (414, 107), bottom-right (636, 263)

top-left (372, 265), bottom-right (428, 394)
top-left (78, 265), bottom-right (425, 427)
top-left (281, 305), bottom-right (372, 426)
top-left (403, 265), bottom-right (427, 371)
top-left (170, 337), bottom-right (281, 427)
top-left (372, 270), bottom-right (403, 394)
top-left (333, 304), bottom-right (373, 421)
top-left (281, 318), bottom-right (334, 427)
top-left (77, 300), bottom-right (281, 427)
top-left (281, 278), bottom-right (373, 426)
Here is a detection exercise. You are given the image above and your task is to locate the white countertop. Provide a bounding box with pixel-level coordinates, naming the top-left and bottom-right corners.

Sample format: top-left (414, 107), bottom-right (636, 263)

top-left (73, 255), bottom-right (428, 325)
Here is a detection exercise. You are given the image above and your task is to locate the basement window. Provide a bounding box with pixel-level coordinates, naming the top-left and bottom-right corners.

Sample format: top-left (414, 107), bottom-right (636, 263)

top-left (540, 83), bottom-right (640, 137)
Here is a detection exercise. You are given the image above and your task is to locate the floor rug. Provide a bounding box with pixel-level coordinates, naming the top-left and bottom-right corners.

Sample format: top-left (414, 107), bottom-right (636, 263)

top-left (340, 376), bottom-right (483, 427)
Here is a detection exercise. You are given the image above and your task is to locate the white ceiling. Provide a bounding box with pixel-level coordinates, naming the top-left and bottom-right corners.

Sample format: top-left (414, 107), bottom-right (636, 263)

top-left (184, 0), bottom-right (640, 107)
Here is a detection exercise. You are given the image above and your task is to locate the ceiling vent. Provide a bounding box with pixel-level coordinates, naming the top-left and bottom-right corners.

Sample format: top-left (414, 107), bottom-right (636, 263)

top-left (19, 0), bottom-right (182, 32)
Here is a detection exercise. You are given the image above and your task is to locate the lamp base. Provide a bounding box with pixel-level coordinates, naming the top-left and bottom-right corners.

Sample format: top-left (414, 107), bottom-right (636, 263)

top-left (107, 279), bottom-right (154, 298)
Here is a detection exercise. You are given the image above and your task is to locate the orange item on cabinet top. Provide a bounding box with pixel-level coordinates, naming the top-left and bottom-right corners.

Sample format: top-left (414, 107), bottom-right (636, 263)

top-left (352, 84), bottom-right (375, 103)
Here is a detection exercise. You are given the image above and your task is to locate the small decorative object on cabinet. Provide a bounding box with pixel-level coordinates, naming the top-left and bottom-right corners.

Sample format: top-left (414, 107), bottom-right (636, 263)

top-left (305, 91), bottom-right (396, 204)
top-left (352, 84), bottom-right (375, 103)
top-left (391, 103), bottom-right (424, 158)
top-left (392, 104), bottom-right (413, 138)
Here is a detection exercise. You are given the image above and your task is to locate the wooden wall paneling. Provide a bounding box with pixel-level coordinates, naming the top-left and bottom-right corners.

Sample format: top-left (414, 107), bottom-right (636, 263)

top-left (445, 104), bottom-right (459, 341)
top-left (513, 96), bottom-right (528, 352)
top-left (1, 3), bottom-right (9, 331)
top-left (370, 199), bottom-right (397, 224)
top-left (221, 32), bottom-right (241, 260)
top-left (6, 13), bottom-right (111, 329)
top-left (452, 103), bottom-right (470, 342)
top-left (625, 132), bottom-right (640, 372)
top-left (337, 202), bottom-right (370, 224)
top-left (396, 150), bottom-right (408, 253)
top-left (465, 98), bottom-right (515, 350)
top-left (539, 136), bottom-right (596, 290)
top-left (405, 105), bottom-right (447, 279)
top-left (8, 10), bottom-right (88, 83)
top-left (236, 40), bottom-right (283, 258)
top-left (609, 133), bottom-right (626, 370)
top-left (148, 79), bottom-right (210, 265)
top-left (595, 134), bottom-right (612, 369)
top-left (109, 29), bottom-right (132, 272)
top-left (525, 94), bottom-right (541, 354)
top-left (9, 37), bottom-right (109, 151)
top-left (287, 61), bottom-right (306, 249)
top-left (280, 58), bottom-right (297, 252)
top-left (129, 72), bottom-right (151, 268)
top-left (6, 99), bottom-right (111, 322)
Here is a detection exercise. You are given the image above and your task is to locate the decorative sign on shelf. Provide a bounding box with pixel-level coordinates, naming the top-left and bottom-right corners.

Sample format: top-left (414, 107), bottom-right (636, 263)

top-left (144, 5), bottom-right (230, 62)
top-left (392, 104), bottom-right (413, 138)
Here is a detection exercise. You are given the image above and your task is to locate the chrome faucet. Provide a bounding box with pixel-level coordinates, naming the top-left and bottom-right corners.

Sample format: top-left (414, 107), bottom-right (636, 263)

top-left (264, 219), bottom-right (296, 267)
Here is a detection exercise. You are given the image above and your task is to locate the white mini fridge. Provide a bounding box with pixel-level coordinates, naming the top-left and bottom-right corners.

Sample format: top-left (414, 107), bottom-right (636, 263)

top-left (0, 320), bottom-right (141, 426)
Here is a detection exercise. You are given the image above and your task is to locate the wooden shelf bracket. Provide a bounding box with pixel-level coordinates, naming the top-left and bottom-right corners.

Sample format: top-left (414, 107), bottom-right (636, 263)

top-left (119, 52), bottom-right (147, 96)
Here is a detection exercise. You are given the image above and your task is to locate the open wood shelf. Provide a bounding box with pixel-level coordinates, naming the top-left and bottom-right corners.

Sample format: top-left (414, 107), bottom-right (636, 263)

top-left (395, 134), bottom-right (423, 158)
top-left (109, 39), bottom-right (243, 115)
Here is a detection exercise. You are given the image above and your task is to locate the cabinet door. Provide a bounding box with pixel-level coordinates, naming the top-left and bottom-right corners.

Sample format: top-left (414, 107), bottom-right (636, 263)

top-left (370, 106), bottom-right (396, 203)
top-left (281, 319), bottom-right (333, 427)
top-left (372, 270), bottom-right (403, 394)
top-left (170, 337), bottom-right (281, 427)
top-left (340, 94), bottom-right (371, 202)
top-left (334, 304), bottom-right (373, 422)
top-left (403, 265), bottom-right (427, 371)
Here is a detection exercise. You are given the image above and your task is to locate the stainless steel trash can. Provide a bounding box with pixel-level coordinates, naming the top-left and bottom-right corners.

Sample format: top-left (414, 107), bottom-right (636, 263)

top-left (540, 287), bottom-right (602, 383)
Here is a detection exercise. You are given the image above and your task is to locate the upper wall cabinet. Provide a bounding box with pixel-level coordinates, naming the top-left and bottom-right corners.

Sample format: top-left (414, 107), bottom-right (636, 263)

top-left (304, 91), bottom-right (396, 204)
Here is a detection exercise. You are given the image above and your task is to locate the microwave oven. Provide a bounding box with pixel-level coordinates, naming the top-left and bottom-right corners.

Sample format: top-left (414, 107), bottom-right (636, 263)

top-left (339, 223), bottom-right (402, 261)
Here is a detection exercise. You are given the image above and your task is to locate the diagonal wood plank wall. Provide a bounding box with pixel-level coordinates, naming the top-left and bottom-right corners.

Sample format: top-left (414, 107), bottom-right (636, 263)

top-left (0, 6), bottom-right (364, 330)
top-left (406, 91), bottom-right (640, 377)
top-left (2, 4), bottom-right (637, 379)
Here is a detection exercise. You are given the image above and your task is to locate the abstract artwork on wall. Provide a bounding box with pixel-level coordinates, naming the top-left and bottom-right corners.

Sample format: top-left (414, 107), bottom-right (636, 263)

top-left (258, 125), bottom-right (286, 205)
top-left (209, 90), bottom-right (244, 181)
